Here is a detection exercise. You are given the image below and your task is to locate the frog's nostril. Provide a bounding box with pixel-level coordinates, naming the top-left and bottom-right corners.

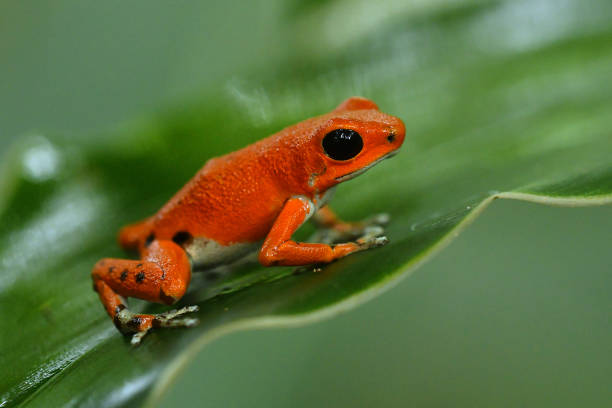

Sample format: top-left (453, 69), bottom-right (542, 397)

top-left (387, 133), bottom-right (396, 143)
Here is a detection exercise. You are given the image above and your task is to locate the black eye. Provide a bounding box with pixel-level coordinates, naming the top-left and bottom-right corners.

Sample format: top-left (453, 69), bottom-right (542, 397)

top-left (322, 129), bottom-right (363, 161)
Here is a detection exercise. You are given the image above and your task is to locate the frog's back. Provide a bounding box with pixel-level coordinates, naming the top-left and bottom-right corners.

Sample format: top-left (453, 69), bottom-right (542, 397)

top-left (150, 148), bottom-right (288, 246)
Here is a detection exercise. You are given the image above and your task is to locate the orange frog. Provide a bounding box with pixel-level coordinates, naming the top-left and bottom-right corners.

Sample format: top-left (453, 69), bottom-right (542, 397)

top-left (92, 97), bottom-right (405, 344)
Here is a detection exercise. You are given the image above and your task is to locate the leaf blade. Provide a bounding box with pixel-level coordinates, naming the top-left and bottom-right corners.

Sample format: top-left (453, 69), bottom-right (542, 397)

top-left (2, 0), bottom-right (612, 406)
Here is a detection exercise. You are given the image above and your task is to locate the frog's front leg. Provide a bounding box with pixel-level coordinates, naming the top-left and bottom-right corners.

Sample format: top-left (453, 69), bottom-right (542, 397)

top-left (92, 240), bottom-right (198, 345)
top-left (310, 205), bottom-right (389, 244)
top-left (259, 197), bottom-right (387, 267)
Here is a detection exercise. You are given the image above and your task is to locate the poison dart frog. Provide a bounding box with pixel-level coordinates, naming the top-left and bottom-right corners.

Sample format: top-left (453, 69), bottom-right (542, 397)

top-left (92, 97), bottom-right (405, 344)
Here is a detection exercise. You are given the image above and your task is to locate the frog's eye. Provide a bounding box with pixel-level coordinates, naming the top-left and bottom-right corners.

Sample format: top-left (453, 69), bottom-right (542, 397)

top-left (322, 129), bottom-right (363, 161)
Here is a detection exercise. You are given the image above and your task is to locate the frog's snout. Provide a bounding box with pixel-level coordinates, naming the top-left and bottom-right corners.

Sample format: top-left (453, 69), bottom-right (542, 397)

top-left (387, 118), bottom-right (406, 150)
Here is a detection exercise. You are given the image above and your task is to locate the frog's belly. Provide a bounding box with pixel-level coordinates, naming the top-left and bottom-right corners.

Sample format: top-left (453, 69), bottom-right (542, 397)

top-left (185, 237), bottom-right (260, 271)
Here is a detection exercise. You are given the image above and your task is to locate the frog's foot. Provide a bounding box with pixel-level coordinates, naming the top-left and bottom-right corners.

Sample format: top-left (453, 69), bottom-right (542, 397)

top-left (293, 224), bottom-right (388, 274)
top-left (314, 213), bottom-right (390, 245)
top-left (361, 212), bottom-right (390, 227)
top-left (114, 305), bottom-right (200, 346)
top-left (355, 230), bottom-right (389, 250)
top-left (334, 212), bottom-right (389, 236)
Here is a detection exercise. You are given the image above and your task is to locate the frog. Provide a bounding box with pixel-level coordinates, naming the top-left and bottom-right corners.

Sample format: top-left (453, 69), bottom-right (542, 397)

top-left (92, 96), bottom-right (406, 344)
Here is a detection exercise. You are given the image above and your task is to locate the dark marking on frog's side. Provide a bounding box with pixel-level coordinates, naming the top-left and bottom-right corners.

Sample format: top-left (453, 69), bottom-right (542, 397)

top-left (120, 269), bottom-right (128, 281)
top-left (387, 133), bottom-right (396, 143)
top-left (108, 266), bottom-right (115, 274)
top-left (136, 272), bottom-right (145, 283)
top-left (172, 231), bottom-right (192, 247)
top-left (145, 233), bottom-right (155, 247)
top-left (136, 263), bottom-right (143, 268)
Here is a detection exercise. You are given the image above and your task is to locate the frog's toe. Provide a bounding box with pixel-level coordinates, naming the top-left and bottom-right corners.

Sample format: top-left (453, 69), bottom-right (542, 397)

top-left (154, 316), bottom-right (199, 329)
top-left (356, 224), bottom-right (386, 243)
top-left (335, 214), bottom-right (389, 240)
top-left (120, 306), bottom-right (200, 346)
top-left (130, 330), bottom-right (150, 346)
top-left (156, 305), bottom-right (199, 320)
top-left (364, 212), bottom-right (390, 226)
top-left (316, 222), bottom-right (386, 244)
top-left (372, 236), bottom-right (389, 247)
top-left (362, 225), bottom-right (384, 237)
top-left (153, 305), bottom-right (200, 328)
top-left (357, 234), bottom-right (389, 249)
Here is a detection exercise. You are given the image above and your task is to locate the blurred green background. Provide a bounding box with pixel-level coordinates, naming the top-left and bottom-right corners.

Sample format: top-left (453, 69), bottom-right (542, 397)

top-left (1, 0), bottom-right (610, 407)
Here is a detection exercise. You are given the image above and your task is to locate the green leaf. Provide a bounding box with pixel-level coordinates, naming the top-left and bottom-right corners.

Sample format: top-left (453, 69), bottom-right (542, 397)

top-left (1, 0), bottom-right (611, 407)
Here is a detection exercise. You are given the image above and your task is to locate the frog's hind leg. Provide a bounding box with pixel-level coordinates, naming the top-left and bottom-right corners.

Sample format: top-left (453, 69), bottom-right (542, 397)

top-left (92, 240), bottom-right (198, 345)
top-left (117, 218), bottom-right (153, 252)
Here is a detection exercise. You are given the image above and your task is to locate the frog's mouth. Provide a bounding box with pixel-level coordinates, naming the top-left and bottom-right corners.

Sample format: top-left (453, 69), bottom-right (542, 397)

top-left (335, 150), bottom-right (398, 182)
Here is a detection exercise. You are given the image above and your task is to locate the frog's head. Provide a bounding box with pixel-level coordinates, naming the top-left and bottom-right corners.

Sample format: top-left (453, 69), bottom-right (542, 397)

top-left (307, 97), bottom-right (405, 193)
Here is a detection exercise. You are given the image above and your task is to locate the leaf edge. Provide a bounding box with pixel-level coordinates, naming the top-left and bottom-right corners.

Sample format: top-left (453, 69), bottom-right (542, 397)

top-left (144, 190), bottom-right (612, 408)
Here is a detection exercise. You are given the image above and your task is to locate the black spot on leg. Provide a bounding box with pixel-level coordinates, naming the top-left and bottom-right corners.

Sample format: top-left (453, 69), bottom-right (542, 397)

top-left (127, 317), bottom-right (143, 330)
top-left (115, 304), bottom-right (126, 314)
top-left (113, 315), bottom-right (123, 331)
top-left (120, 269), bottom-right (128, 281)
top-left (145, 233), bottom-right (155, 247)
top-left (387, 133), bottom-right (396, 143)
top-left (172, 231), bottom-right (192, 247)
top-left (136, 272), bottom-right (145, 283)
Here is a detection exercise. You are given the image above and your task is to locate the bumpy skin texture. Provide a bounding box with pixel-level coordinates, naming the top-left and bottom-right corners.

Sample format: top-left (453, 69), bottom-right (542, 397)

top-left (92, 97), bottom-right (406, 344)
